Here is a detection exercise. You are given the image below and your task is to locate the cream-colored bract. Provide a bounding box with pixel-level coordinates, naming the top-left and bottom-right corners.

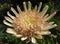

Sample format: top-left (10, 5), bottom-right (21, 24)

top-left (3, 1), bottom-right (57, 44)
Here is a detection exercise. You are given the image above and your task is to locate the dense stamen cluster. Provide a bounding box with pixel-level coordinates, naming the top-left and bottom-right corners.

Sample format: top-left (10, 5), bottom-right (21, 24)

top-left (3, 1), bottom-right (57, 44)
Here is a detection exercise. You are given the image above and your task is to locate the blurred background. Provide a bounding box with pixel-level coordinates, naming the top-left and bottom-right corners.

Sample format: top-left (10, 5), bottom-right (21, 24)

top-left (0, 0), bottom-right (60, 44)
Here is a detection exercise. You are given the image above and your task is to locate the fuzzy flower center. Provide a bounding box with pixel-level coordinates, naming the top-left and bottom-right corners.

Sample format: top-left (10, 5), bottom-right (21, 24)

top-left (13, 10), bottom-right (46, 38)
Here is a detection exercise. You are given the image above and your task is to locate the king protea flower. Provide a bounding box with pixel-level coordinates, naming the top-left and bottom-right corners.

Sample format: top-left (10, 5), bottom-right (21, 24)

top-left (3, 1), bottom-right (57, 44)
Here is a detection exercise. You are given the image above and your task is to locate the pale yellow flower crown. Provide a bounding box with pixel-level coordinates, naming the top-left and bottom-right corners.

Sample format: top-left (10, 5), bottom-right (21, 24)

top-left (3, 1), bottom-right (57, 44)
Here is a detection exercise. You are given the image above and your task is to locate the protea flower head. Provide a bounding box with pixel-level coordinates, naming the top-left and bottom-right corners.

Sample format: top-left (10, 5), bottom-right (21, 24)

top-left (3, 1), bottom-right (57, 44)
